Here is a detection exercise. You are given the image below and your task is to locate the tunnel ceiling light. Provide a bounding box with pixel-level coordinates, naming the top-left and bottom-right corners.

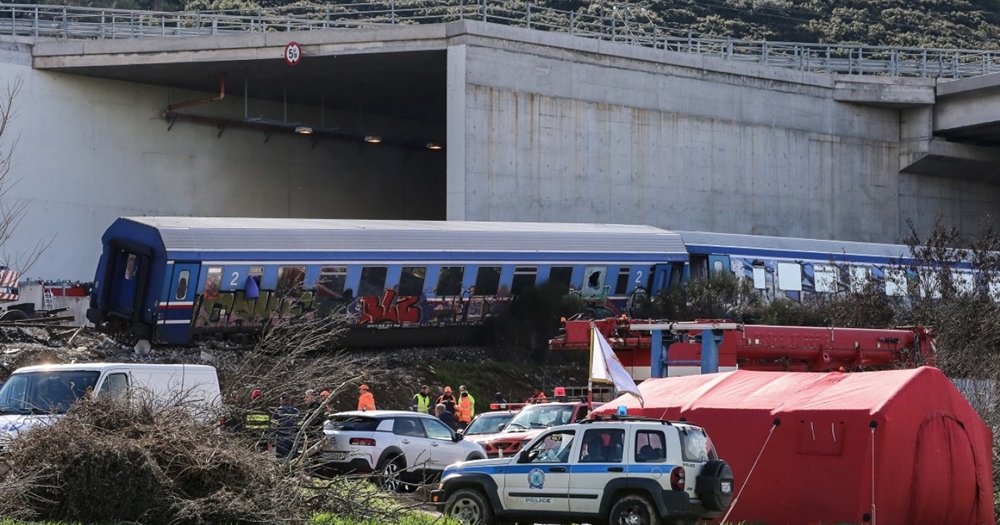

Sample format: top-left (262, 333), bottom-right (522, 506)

top-left (365, 135), bottom-right (382, 144)
top-left (426, 142), bottom-right (444, 150)
top-left (295, 126), bottom-right (313, 135)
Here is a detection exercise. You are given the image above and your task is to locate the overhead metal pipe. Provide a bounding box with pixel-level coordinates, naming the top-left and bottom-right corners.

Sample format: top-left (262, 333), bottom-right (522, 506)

top-left (163, 75), bottom-right (225, 114)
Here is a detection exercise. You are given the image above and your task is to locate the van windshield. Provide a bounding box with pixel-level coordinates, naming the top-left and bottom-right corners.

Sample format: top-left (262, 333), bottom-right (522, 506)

top-left (0, 371), bottom-right (100, 415)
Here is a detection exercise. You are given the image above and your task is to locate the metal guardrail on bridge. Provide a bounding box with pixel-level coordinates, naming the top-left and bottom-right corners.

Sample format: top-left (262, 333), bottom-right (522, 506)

top-left (3, 1), bottom-right (1000, 79)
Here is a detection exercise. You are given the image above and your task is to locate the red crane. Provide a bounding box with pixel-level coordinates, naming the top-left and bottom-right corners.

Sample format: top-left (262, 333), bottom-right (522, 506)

top-left (549, 317), bottom-right (935, 380)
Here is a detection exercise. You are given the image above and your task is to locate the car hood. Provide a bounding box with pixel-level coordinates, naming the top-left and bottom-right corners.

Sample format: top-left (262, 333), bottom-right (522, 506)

top-left (442, 456), bottom-right (514, 478)
top-left (466, 431), bottom-right (507, 445)
top-left (486, 428), bottom-right (544, 443)
top-left (0, 414), bottom-right (57, 439)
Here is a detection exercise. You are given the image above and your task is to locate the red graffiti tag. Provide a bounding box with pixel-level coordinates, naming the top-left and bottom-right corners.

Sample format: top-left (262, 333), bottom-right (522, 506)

top-left (358, 289), bottom-right (422, 324)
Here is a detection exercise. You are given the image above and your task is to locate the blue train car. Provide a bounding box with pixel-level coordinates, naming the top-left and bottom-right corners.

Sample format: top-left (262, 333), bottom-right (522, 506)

top-left (677, 231), bottom-right (981, 301)
top-left (87, 218), bottom-right (689, 345)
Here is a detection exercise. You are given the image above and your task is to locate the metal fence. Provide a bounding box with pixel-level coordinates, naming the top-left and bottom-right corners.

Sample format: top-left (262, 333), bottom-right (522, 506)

top-left (3, 1), bottom-right (999, 79)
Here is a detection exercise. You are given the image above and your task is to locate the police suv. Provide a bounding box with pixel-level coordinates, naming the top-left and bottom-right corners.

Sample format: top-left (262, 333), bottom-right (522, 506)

top-left (431, 416), bottom-right (734, 525)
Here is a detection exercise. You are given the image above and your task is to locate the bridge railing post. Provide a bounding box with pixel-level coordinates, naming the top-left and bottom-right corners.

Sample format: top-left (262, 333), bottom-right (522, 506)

top-left (33, 6), bottom-right (38, 38)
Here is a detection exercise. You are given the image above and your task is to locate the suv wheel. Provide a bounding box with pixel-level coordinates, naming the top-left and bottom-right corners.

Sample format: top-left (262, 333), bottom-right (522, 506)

top-left (376, 458), bottom-right (404, 492)
top-left (445, 488), bottom-right (494, 525)
top-left (695, 459), bottom-right (735, 511)
top-left (609, 494), bottom-right (660, 525)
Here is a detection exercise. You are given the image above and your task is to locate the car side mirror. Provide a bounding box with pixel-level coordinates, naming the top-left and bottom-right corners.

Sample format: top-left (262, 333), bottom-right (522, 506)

top-left (452, 432), bottom-right (464, 442)
top-left (497, 423), bottom-right (506, 432)
top-left (517, 450), bottom-right (530, 463)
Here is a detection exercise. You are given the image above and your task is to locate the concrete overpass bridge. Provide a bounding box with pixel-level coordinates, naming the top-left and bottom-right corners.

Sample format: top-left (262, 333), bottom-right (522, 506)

top-left (2, 2), bottom-right (1000, 280)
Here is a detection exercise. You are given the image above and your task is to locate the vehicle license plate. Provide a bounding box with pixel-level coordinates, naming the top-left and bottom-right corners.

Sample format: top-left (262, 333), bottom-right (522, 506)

top-left (721, 481), bottom-right (733, 494)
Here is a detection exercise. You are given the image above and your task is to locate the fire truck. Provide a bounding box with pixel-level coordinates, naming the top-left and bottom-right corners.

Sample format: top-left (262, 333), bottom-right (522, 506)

top-left (549, 317), bottom-right (935, 381)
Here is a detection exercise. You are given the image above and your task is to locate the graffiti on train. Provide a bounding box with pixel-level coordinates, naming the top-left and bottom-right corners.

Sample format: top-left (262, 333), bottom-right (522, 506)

top-left (191, 287), bottom-right (515, 330)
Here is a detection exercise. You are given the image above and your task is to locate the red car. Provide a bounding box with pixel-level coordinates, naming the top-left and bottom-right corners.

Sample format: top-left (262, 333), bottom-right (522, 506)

top-left (479, 401), bottom-right (590, 458)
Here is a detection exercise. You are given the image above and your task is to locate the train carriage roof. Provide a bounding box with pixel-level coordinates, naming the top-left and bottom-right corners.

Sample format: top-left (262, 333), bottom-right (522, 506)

top-left (113, 217), bottom-right (688, 260)
top-left (678, 230), bottom-right (914, 263)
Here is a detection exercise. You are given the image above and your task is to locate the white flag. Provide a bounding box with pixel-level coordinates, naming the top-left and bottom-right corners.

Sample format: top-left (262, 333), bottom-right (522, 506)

top-left (589, 326), bottom-right (644, 406)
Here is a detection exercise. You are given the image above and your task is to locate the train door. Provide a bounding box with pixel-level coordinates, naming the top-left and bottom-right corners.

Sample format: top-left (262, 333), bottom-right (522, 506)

top-left (105, 246), bottom-right (149, 320)
top-left (158, 262), bottom-right (199, 343)
top-left (166, 263), bottom-right (199, 310)
top-left (650, 264), bottom-right (672, 294)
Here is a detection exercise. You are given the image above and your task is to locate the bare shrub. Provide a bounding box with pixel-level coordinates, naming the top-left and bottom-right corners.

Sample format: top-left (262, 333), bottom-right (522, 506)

top-left (487, 281), bottom-right (584, 362)
top-left (0, 396), bottom-right (305, 524)
top-left (638, 272), bottom-right (762, 322)
top-left (0, 394), bottom-right (431, 524)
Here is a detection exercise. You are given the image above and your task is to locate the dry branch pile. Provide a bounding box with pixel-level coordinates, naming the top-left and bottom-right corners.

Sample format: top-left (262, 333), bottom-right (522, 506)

top-left (0, 396), bottom-right (306, 524)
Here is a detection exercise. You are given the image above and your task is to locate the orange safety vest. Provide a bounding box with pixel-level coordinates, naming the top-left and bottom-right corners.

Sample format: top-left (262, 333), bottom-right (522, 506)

top-left (457, 396), bottom-right (473, 424)
top-left (358, 391), bottom-right (376, 411)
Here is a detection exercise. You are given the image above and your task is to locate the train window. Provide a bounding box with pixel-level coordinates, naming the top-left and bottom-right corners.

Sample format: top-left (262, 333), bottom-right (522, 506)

top-left (814, 265), bottom-right (837, 293)
top-left (124, 254), bottom-right (137, 280)
top-left (511, 267), bottom-right (538, 295)
top-left (399, 267), bottom-right (427, 296)
top-left (249, 266), bottom-right (263, 287)
top-left (474, 266), bottom-right (502, 296)
top-left (317, 267), bottom-right (347, 297)
top-left (175, 270), bottom-right (190, 301)
top-left (953, 272), bottom-right (974, 295)
top-left (923, 273), bottom-right (941, 299)
top-left (849, 267), bottom-right (870, 292)
top-left (990, 279), bottom-right (1000, 301)
top-left (437, 267), bottom-right (464, 296)
top-left (277, 266), bottom-right (306, 297)
top-left (777, 262), bottom-right (802, 291)
top-left (669, 263), bottom-right (684, 288)
top-left (582, 266), bottom-right (607, 299)
top-left (885, 269), bottom-right (907, 296)
top-left (615, 267), bottom-right (630, 295)
top-left (752, 263), bottom-right (766, 290)
top-left (359, 267), bottom-right (388, 297)
top-left (689, 256), bottom-right (708, 280)
top-left (548, 267), bottom-right (573, 292)
top-left (204, 267), bottom-right (222, 301)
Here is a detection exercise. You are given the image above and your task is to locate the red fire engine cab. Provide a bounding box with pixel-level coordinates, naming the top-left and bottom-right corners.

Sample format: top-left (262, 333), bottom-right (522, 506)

top-left (549, 317), bottom-right (934, 380)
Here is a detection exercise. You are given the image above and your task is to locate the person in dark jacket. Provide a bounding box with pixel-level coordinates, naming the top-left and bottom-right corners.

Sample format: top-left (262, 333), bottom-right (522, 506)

top-left (437, 386), bottom-right (457, 414)
top-left (435, 403), bottom-right (458, 431)
top-left (272, 394), bottom-right (300, 460)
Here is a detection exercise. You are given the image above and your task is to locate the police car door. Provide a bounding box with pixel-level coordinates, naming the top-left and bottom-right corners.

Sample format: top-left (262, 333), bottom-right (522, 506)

top-left (503, 429), bottom-right (574, 513)
top-left (570, 428), bottom-right (626, 514)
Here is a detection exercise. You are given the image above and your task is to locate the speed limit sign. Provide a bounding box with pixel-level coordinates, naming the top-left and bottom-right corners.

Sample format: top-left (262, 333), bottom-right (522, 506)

top-left (284, 42), bottom-right (302, 66)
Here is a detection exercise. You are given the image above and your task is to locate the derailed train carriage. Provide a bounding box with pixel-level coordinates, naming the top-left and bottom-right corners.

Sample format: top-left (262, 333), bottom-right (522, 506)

top-left (86, 217), bottom-right (982, 346)
top-left (86, 218), bottom-right (688, 345)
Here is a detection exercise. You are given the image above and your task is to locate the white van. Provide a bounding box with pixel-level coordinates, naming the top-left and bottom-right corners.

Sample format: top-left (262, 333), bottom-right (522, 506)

top-left (0, 363), bottom-right (221, 442)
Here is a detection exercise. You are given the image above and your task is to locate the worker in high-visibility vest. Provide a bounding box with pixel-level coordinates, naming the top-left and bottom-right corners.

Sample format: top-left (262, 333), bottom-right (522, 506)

top-left (457, 385), bottom-right (475, 428)
top-left (411, 385), bottom-right (432, 414)
top-left (358, 384), bottom-right (376, 411)
top-left (244, 389), bottom-right (272, 452)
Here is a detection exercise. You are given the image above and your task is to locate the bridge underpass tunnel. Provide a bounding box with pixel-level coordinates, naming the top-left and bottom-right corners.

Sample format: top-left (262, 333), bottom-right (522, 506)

top-left (54, 48), bottom-right (448, 221)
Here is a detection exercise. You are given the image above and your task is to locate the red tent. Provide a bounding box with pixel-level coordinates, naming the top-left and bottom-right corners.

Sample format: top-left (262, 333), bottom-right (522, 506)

top-left (591, 366), bottom-right (993, 525)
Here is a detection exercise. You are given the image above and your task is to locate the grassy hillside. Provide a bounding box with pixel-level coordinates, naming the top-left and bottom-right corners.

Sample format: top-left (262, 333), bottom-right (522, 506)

top-left (34, 0), bottom-right (1000, 49)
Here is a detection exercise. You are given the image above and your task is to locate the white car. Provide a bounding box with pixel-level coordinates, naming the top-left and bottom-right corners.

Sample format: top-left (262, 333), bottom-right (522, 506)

top-left (320, 410), bottom-right (487, 491)
top-left (432, 417), bottom-right (734, 525)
